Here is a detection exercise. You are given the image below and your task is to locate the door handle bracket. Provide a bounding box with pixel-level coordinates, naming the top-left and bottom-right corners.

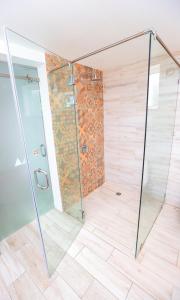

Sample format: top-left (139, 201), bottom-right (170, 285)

top-left (34, 168), bottom-right (49, 190)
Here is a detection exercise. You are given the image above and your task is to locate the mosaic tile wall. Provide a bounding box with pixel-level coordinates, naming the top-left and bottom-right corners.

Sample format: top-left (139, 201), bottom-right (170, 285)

top-left (74, 64), bottom-right (104, 197)
top-left (46, 54), bottom-right (104, 210)
top-left (45, 54), bottom-right (82, 217)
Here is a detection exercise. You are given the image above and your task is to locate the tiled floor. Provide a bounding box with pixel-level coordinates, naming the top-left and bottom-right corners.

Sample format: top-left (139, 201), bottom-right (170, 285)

top-left (0, 183), bottom-right (180, 299)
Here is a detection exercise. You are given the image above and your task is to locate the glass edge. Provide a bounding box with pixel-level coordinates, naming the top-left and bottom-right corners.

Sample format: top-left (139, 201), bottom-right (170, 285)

top-left (135, 32), bottom-right (152, 257)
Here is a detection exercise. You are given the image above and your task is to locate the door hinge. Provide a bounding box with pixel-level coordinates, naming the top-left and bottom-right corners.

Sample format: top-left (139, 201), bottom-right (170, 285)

top-left (82, 210), bottom-right (85, 219)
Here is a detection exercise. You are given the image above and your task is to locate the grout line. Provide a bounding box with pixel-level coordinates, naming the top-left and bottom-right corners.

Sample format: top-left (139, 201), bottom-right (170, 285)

top-left (79, 278), bottom-right (94, 299)
top-left (105, 247), bottom-right (116, 262)
top-left (74, 248), bottom-right (121, 300)
top-left (92, 228), bottom-right (134, 258)
top-left (164, 202), bottom-right (180, 211)
top-left (128, 282), bottom-right (157, 300)
top-left (151, 229), bottom-right (180, 252)
top-left (45, 274), bottom-right (82, 299)
top-left (74, 245), bottom-right (85, 259)
top-left (8, 271), bottom-right (45, 299)
top-left (125, 282), bottom-right (133, 300)
top-left (76, 246), bottom-right (132, 298)
top-left (108, 248), bottom-right (171, 300)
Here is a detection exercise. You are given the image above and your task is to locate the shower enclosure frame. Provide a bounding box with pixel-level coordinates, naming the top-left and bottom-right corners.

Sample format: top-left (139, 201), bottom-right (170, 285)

top-left (1, 26), bottom-right (179, 277)
top-left (3, 27), bottom-right (49, 272)
top-left (2, 26), bottom-right (85, 275)
top-left (3, 27), bottom-right (50, 275)
top-left (69, 28), bottom-right (180, 257)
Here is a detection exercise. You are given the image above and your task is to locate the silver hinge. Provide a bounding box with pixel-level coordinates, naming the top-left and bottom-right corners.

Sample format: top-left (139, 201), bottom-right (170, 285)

top-left (68, 75), bottom-right (76, 86)
top-left (82, 210), bottom-right (85, 219)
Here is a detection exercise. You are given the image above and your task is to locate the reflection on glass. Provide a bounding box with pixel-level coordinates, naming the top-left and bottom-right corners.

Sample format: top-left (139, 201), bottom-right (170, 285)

top-left (6, 28), bottom-right (84, 274)
top-left (47, 62), bottom-right (83, 221)
top-left (136, 35), bottom-right (179, 254)
top-left (0, 51), bottom-right (40, 242)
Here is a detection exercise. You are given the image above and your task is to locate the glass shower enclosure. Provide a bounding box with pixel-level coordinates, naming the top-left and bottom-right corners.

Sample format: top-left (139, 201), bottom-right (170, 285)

top-left (70, 30), bottom-right (179, 256)
top-left (136, 33), bottom-right (180, 254)
top-left (0, 26), bottom-right (179, 278)
top-left (0, 27), bottom-right (84, 275)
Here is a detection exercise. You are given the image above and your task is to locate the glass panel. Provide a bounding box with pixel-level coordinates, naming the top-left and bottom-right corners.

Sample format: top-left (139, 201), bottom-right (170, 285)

top-left (136, 34), bottom-right (179, 254)
top-left (47, 62), bottom-right (83, 221)
top-left (14, 64), bottom-right (54, 215)
top-left (6, 28), bottom-right (84, 274)
top-left (71, 34), bottom-right (151, 256)
top-left (0, 29), bottom-right (44, 263)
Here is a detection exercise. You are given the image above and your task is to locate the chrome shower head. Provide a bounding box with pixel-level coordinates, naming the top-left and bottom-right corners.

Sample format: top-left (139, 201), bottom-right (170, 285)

top-left (91, 70), bottom-right (102, 82)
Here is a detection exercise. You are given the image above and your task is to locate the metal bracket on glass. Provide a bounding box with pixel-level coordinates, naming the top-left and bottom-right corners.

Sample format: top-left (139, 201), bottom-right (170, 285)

top-left (68, 75), bottom-right (76, 86)
top-left (34, 168), bottom-right (49, 190)
top-left (82, 210), bottom-right (85, 219)
top-left (145, 28), bottom-right (157, 40)
top-left (40, 144), bottom-right (47, 157)
top-left (151, 28), bottom-right (157, 40)
top-left (81, 144), bottom-right (88, 153)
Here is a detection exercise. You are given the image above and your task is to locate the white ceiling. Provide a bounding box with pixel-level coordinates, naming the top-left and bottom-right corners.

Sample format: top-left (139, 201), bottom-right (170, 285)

top-left (0, 0), bottom-right (180, 62)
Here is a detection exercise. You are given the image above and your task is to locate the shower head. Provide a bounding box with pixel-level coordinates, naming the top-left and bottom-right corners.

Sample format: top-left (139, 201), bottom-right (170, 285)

top-left (91, 70), bottom-right (102, 82)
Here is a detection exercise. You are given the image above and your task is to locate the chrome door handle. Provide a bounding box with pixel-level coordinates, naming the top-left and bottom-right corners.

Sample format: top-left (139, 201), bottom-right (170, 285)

top-left (34, 168), bottom-right (49, 190)
top-left (40, 144), bottom-right (47, 157)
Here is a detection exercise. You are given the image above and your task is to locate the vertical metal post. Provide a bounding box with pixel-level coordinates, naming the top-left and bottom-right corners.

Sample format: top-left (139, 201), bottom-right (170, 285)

top-left (135, 32), bottom-right (152, 257)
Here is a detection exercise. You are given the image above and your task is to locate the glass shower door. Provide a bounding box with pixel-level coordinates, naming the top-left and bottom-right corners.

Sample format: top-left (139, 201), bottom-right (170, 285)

top-left (5, 28), bottom-right (84, 274)
top-left (0, 50), bottom-right (41, 243)
top-left (136, 33), bottom-right (180, 255)
top-left (14, 64), bottom-right (54, 216)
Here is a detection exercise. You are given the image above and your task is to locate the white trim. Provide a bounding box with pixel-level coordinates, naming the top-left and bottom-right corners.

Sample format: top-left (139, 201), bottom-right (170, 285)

top-left (38, 64), bottom-right (63, 212)
top-left (0, 39), bottom-right (63, 211)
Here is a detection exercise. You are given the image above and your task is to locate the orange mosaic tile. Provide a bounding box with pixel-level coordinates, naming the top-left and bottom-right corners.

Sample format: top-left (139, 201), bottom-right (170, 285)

top-left (45, 54), bottom-right (104, 207)
top-left (74, 64), bottom-right (105, 197)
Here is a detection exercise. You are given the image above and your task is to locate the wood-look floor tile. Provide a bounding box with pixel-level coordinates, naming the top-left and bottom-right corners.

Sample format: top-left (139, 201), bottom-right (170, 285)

top-left (126, 284), bottom-right (155, 300)
top-left (151, 228), bottom-right (180, 252)
top-left (21, 223), bottom-right (42, 251)
top-left (0, 248), bottom-right (25, 287)
top-left (172, 287), bottom-right (180, 300)
top-left (44, 276), bottom-right (81, 300)
top-left (57, 254), bottom-right (93, 297)
top-left (82, 279), bottom-right (118, 300)
top-left (16, 243), bottom-right (57, 292)
top-left (76, 228), bottom-right (114, 260)
top-left (138, 235), bottom-right (179, 265)
top-left (0, 276), bottom-right (11, 300)
top-left (67, 239), bottom-right (84, 258)
top-left (5, 229), bottom-right (28, 252)
top-left (141, 252), bottom-right (180, 288)
top-left (45, 209), bottom-right (80, 233)
top-left (1, 183), bottom-right (180, 300)
top-left (108, 249), bottom-right (173, 300)
top-left (93, 228), bottom-right (134, 257)
top-left (8, 273), bottom-right (44, 300)
top-left (76, 247), bottom-right (131, 299)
